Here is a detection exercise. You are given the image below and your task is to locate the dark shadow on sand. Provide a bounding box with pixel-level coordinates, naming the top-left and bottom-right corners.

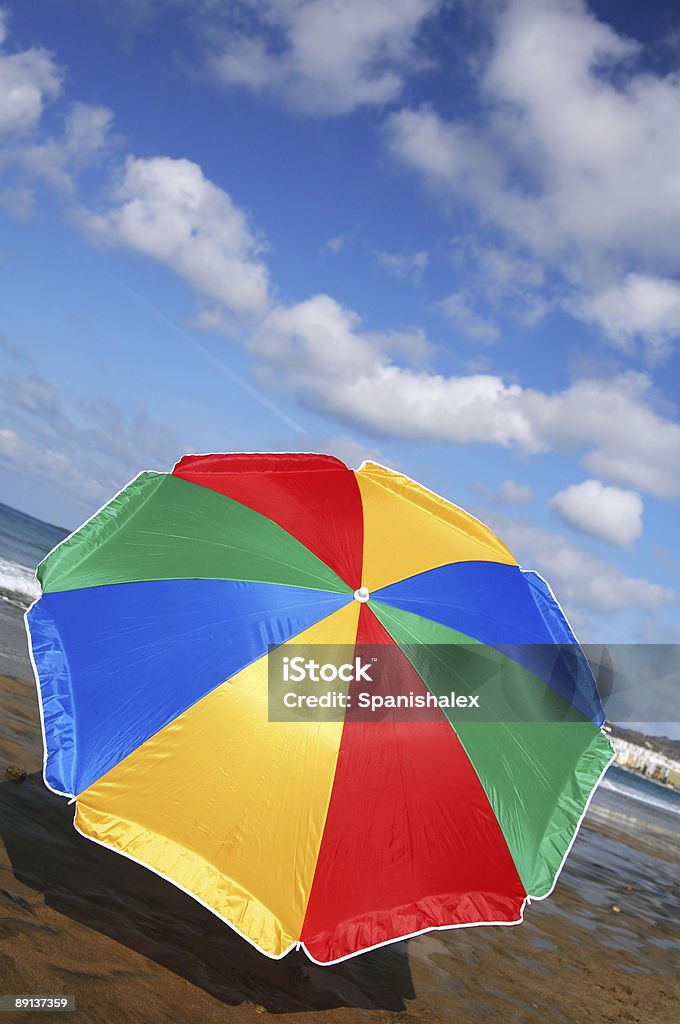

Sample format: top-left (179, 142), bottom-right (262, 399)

top-left (0, 774), bottom-right (416, 1013)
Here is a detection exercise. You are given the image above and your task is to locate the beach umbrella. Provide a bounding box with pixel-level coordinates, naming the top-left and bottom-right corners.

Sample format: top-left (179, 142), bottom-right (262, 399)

top-left (26, 453), bottom-right (613, 964)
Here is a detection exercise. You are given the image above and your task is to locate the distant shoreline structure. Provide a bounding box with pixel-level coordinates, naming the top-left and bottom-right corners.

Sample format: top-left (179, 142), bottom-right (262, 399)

top-left (605, 723), bottom-right (680, 791)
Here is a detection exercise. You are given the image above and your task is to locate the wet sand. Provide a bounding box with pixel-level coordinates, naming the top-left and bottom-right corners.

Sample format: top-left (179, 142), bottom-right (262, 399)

top-left (1, 660), bottom-right (679, 1024)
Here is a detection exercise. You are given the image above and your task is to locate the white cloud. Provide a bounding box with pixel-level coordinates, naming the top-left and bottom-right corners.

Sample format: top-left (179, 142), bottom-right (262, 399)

top-left (488, 514), bottom-right (676, 624)
top-left (0, 371), bottom-right (187, 512)
top-left (18, 101), bottom-right (114, 190)
top-left (477, 246), bottom-right (545, 299)
top-left (475, 245), bottom-right (549, 325)
top-left (377, 249), bottom-right (428, 280)
top-left (440, 291), bottom-right (499, 341)
top-left (386, 105), bottom-right (506, 208)
top-left (497, 479), bottom-right (532, 504)
top-left (550, 479), bottom-right (643, 548)
top-left (208, 0), bottom-right (440, 114)
top-left (0, 426), bottom-right (20, 457)
top-left (0, 19), bottom-right (111, 193)
top-left (386, 0), bottom-right (680, 352)
top-left (324, 234), bottom-right (347, 254)
top-left (524, 373), bottom-right (680, 499)
top-left (372, 325), bottom-right (434, 365)
top-left (250, 294), bottom-right (680, 498)
top-left (0, 425), bottom-right (107, 508)
top-left (444, 240), bottom-right (550, 330)
top-left (474, 478), bottom-right (533, 504)
top-left (249, 294), bottom-right (680, 497)
top-left (572, 274), bottom-right (680, 359)
top-left (251, 293), bottom-right (535, 445)
top-left (58, 101), bottom-right (113, 164)
top-left (0, 31), bottom-right (62, 138)
top-left (75, 155), bottom-right (270, 318)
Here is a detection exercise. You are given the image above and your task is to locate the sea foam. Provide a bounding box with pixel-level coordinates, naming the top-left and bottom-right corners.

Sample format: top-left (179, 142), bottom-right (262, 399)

top-left (0, 556), bottom-right (41, 608)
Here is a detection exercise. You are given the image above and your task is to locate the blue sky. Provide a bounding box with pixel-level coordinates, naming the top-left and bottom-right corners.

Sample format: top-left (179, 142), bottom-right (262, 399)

top-left (1, 0), bottom-right (679, 664)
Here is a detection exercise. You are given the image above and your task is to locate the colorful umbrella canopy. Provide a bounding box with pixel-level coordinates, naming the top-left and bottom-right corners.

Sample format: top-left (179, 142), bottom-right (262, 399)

top-left (26, 453), bottom-right (613, 964)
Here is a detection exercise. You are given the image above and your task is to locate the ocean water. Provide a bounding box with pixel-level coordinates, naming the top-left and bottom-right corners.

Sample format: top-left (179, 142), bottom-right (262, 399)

top-left (0, 501), bottom-right (68, 608)
top-left (0, 502), bottom-right (68, 677)
top-left (600, 763), bottom-right (680, 819)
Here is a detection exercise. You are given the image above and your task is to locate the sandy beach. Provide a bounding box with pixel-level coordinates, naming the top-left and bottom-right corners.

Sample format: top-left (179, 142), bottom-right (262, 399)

top-left (0, 607), bottom-right (678, 1023)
